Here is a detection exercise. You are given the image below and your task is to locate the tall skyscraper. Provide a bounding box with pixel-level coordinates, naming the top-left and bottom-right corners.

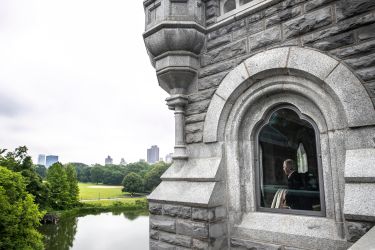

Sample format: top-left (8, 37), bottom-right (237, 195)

top-left (105, 155), bottom-right (113, 165)
top-left (147, 145), bottom-right (159, 164)
top-left (46, 155), bottom-right (59, 168)
top-left (37, 154), bottom-right (46, 166)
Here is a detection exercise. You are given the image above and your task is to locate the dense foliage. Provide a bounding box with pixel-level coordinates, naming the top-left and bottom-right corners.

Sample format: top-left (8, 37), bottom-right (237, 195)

top-left (0, 166), bottom-right (45, 250)
top-left (122, 173), bottom-right (144, 195)
top-left (69, 161), bottom-right (170, 191)
top-left (0, 147), bottom-right (50, 209)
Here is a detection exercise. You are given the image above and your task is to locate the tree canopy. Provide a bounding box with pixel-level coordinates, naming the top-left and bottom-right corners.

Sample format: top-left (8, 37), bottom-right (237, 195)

top-left (122, 173), bottom-right (144, 195)
top-left (0, 166), bottom-right (45, 250)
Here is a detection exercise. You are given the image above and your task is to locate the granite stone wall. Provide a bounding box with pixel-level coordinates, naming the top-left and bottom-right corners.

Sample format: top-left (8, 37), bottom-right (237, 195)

top-left (149, 203), bottom-right (227, 249)
top-left (185, 0), bottom-right (375, 144)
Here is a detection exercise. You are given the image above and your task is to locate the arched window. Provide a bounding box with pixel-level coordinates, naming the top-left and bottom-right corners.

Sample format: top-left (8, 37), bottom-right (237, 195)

top-left (257, 107), bottom-right (325, 216)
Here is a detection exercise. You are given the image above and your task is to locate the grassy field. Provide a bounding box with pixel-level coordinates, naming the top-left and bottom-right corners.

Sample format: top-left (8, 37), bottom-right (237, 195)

top-left (83, 197), bottom-right (147, 207)
top-left (78, 183), bottom-right (127, 200)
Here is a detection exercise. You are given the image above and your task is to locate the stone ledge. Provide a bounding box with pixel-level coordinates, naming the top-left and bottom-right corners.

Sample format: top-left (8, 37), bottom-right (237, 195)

top-left (344, 183), bottom-right (375, 222)
top-left (148, 181), bottom-right (225, 207)
top-left (345, 148), bottom-right (375, 183)
top-left (161, 157), bottom-right (223, 181)
top-left (349, 226), bottom-right (375, 250)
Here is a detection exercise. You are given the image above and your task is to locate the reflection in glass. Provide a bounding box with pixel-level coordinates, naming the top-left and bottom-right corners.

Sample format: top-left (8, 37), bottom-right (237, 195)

top-left (258, 108), bottom-right (322, 212)
top-left (222, 0), bottom-right (236, 14)
top-left (240, 0), bottom-right (252, 5)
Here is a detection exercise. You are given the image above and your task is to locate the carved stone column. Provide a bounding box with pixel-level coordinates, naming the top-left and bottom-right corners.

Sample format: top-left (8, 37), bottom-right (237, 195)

top-left (143, 0), bottom-right (205, 160)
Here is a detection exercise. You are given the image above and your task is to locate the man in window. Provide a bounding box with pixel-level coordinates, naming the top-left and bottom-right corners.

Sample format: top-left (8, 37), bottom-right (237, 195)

top-left (283, 159), bottom-right (304, 209)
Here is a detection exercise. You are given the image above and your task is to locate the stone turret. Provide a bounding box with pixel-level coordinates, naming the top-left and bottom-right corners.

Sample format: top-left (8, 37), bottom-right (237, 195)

top-left (144, 0), bottom-right (206, 160)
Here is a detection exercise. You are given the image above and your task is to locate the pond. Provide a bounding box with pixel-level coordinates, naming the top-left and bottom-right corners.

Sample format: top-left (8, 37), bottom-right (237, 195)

top-left (39, 210), bottom-right (149, 250)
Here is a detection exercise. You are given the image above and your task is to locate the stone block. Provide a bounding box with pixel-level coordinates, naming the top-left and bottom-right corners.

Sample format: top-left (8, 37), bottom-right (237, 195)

top-left (325, 63), bottom-right (375, 127)
top-left (150, 240), bottom-right (174, 250)
top-left (215, 62), bottom-right (249, 101)
top-left (247, 11), bottom-right (265, 23)
top-left (345, 53), bottom-right (375, 70)
top-left (186, 132), bottom-right (203, 144)
top-left (207, 19), bottom-right (246, 41)
top-left (209, 222), bottom-right (227, 238)
top-left (186, 122), bottom-right (204, 134)
top-left (150, 229), bottom-right (160, 240)
top-left (186, 99), bottom-right (210, 116)
top-left (305, 0), bottom-right (335, 12)
top-left (231, 238), bottom-right (282, 250)
top-left (336, 0), bottom-right (375, 21)
top-left (344, 183), bottom-right (375, 221)
top-left (357, 23), bottom-right (375, 41)
top-left (265, 6), bottom-right (301, 28)
top-left (302, 12), bottom-right (375, 45)
top-left (249, 26), bottom-right (282, 51)
top-left (357, 66), bottom-right (375, 81)
top-left (159, 231), bottom-right (192, 248)
top-left (163, 205), bottom-right (192, 219)
top-left (203, 94), bottom-right (226, 143)
top-left (149, 203), bottom-right (163, 215)
top-left (346, 221), bottom-right (374, 242)
top-left (201, 39), bottom-right (247, 67)
top-left (206, 34), bottom-right (231, 51)
top-left (150, 215), bottom-right (176, 233)
top-left (288, 46), bottom-right (338, 80)
top-left (330, 39), bottom-right (375, 59)
top-left (345, 148), bottom-right (375, 183)
top-left (186, 113), bottom-right (206, 124)
top-left (198, 71), bottom-right (228, 90)
top-left (192, 239), bottom-right (209, 250)
top-left (192, 208), bottom-right (211, 221)
top-left (348, 226), bottom-right (375, 249)
top-left (233, 21), bottom-right (263, 40)
top-left (199, 58), bottom-right (236, 78)
top-left (364, 82), bottom-right (375, 98)
top-left (307, 32), bottom-right (355, 51)
top-left (188, 89), bottom-right (215, 103)
top-left (176, 219), bottom-right (209, 238)
top-left (283, 7), bottom-right (332, 39)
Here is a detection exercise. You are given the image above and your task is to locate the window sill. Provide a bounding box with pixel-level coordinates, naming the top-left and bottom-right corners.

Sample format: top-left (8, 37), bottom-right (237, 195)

top-left (232, 212), bottom-right (349, 249)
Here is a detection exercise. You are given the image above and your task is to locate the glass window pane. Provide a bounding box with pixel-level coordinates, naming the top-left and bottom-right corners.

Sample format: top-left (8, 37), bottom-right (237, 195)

top-left (258, 108), bottom-right (322, 212)
top-left (221, 0), bottom-right (236, 14)
top-left (240, 0), bottom-right (252, 5)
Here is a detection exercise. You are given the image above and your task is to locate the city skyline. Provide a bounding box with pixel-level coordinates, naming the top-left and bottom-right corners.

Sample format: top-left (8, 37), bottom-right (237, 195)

top-left (0, 0), bottom-right (174, 164)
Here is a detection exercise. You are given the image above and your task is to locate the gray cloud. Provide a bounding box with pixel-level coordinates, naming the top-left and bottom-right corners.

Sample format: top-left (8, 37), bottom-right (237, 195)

top-left (0, 92), bottom-right (29, 117)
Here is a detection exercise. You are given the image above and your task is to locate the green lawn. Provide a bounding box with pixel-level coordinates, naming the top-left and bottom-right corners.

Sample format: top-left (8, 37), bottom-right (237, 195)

top-left (78, 183), bottom-right (127, 200)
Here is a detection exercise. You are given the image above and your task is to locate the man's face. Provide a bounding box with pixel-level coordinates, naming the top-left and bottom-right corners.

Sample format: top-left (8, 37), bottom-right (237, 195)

top-left (283, 163), bottom-right (290, 176)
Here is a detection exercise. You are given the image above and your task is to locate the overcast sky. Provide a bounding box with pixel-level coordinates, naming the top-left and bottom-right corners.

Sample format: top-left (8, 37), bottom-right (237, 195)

top-left (0, 0), bottom-right (174, 165)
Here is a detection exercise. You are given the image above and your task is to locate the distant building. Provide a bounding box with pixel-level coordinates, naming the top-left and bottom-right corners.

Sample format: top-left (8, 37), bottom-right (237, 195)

top-left (46, 155), bottom-right (58, 168)
top-left (120, 158), bottom-right (127, 165)
top-left (165, 153), bottom-right (173, 163)
top-left (147, 145), bottom-right (159, 164)
top-left (105, 155), bottom-right (113, 165)
top-left (37, 154), bottom-right (46, 166)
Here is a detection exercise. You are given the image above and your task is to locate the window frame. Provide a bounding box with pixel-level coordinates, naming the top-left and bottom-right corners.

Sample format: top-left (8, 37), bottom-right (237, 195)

top-left (218, 0), bottom-right (272, 20)
top-left (254, 105), bottom-right (326, 217)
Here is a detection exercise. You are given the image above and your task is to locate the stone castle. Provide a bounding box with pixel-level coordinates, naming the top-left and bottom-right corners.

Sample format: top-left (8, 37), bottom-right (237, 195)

top-left (142, 0), bottom-right (375, 249)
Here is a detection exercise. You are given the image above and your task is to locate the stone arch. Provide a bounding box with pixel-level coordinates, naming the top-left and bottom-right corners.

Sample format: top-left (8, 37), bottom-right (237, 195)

top-left (203, 46), bottom-right (375, 143)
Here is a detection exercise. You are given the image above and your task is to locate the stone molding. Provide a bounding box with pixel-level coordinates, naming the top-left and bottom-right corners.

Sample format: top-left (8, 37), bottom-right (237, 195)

top-left (203, 46), bottom-right (375, 143)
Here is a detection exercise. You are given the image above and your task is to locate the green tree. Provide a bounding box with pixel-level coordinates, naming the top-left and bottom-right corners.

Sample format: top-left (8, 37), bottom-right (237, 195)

top-left (90, 165), bottom-right (105, 184)
top-left (122, 173), bottom-right (144, 195)
top-left (0, 147), bottom-right (49, 209)
top-left (0, 166), bottom-right (45, 250)
top-left (47, 162), bottom-right (70, 209)
top-left (65, 164), bottom-right (79, 206)
top-left (35, 164), bottom-right (47, 179)
top-left (144, 162), bottom-right (170, 191)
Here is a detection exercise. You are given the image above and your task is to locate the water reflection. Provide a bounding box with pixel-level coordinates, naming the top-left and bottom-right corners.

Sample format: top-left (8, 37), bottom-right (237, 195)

top-left (39, 210), bottom-right (149, 250)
